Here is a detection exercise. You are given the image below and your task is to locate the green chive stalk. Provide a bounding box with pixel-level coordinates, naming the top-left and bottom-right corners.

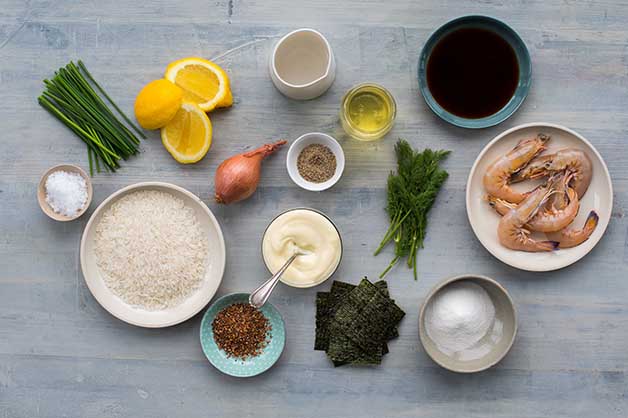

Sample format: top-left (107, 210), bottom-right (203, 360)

top-left (38, 61), bottom-right (144, 175)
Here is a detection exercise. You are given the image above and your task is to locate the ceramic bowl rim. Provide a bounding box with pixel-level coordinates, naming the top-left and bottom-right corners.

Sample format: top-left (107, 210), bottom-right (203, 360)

top-left (417, 15), bottom-right (532, 129)
top-left (260, 207), bottom-right (343, 288)
top-left (286, 132), bottom-right (345, 191)
top-left (199, 292), bottom-right (286, 378)
top-left (418, 274), bottom-right (518, 373)
top-left (270, 28), bottom-right (333, 88)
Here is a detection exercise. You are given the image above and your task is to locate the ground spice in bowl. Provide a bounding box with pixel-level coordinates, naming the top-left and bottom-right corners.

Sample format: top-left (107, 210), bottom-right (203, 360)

top-left (212, 303), bottom-right (272, 360)
top-left (297, 144), bottom-right (337, 183)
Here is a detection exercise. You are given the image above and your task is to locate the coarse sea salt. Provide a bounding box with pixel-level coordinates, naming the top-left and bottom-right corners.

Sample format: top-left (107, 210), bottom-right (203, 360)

top-left (45, 170), bottom-right (88, 217)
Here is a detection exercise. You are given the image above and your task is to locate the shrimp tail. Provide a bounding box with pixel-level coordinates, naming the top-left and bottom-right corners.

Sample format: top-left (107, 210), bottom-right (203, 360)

top-left (548, 210), bottom-right (599, 248)
top-left (542, 240), bottom-right (561, 251)
top-left (584, 210), bottom-right (599, 232)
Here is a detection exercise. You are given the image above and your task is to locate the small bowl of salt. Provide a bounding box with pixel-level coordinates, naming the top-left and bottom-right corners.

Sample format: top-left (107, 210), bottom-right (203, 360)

top-left (419, 275), bottom-right (517, 373)
top-left (38, 164), bottom-right (93, 221)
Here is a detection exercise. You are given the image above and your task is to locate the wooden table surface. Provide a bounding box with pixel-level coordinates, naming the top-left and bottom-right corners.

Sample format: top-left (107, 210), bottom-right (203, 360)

top-left (1, 1), bottom-right (627, 417)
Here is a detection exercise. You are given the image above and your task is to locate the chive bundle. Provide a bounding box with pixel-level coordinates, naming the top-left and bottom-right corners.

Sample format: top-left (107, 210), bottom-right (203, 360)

top-left (38, 60), bottom-right (145, 175)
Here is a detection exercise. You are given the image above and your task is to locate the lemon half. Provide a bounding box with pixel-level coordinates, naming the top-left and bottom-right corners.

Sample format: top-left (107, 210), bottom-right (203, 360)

top-left (165, 57), bottom-right (233, 112)
top-left (161, 102), bottom-right (212, 164)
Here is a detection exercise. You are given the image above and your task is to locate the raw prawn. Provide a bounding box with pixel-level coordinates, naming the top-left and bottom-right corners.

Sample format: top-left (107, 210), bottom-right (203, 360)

top-left (511, 148), bottom-right (593, 198)
top-left (547, 211), bottom-right (599, 248)
top-left (483, 133), bottom-right (550, 204)
top-left (497, 184), bottom-right (560, 252)
top-left (488, 173), bottom-right (580, 233)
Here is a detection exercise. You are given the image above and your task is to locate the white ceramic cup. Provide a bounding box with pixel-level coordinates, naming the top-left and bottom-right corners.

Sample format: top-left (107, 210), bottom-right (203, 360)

top-left (269, 28), bottom-right (336, 100)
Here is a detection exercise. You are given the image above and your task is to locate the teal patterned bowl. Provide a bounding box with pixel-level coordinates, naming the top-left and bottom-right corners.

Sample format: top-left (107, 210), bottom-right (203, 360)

top-left (418, 15), bottom-right (532, 129)
top-left (200, 293), bottom-right (285, 377)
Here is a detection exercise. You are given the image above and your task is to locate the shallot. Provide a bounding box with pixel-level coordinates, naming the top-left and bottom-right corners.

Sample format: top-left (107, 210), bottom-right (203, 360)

top-left (214, 140), bottom-right (287, 204)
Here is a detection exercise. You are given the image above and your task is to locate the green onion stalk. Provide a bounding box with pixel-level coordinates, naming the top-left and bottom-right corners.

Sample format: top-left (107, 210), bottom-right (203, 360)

top-left (38, 60), bottom-right (145, 175)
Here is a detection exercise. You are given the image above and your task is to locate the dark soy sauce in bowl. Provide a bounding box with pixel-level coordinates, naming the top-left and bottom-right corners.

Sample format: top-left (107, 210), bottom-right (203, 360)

top-left (426, 27), bottom-right (519, 119)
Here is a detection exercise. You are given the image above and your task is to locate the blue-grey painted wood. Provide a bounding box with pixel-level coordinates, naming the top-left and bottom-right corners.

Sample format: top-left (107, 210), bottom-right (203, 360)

top-left (1, 1), bottom-right (627, 417)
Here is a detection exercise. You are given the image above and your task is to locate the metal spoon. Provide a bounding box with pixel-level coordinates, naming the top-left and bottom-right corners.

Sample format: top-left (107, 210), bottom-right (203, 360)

top-left (249, 252), bottom-right (302, 308)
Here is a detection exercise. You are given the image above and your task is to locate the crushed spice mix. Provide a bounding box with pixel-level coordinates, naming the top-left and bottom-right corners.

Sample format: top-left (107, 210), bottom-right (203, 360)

top-left (212, 303), bottom-right (272, 360)
top-left (297, 144), bottom-right (337, 183)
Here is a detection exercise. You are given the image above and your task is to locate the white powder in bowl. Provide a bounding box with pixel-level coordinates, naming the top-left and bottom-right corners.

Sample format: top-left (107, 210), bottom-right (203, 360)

top-left (424, 281), bottom-right (495, 355)
top-left (45, 170), bottom-right (88, 217)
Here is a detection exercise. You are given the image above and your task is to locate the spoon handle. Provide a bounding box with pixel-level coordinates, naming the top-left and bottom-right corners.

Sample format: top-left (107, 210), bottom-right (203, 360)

top-left (249, 253), bottom-right (299, 308)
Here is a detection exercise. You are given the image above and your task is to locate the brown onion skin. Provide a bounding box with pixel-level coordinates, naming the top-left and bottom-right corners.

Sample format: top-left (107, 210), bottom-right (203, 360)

top-left (215, 140), bottom-right (287, 204)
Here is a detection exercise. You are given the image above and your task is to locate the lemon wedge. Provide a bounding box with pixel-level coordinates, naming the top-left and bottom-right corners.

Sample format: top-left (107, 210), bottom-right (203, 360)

top-left (161, 102), bottom-right (212, 164)
top-left (165, 57), bottom-right (233, 112)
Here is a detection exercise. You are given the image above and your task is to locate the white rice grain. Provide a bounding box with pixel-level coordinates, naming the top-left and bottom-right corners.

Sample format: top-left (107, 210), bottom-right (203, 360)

top-left (94, 190), bottom-right (209, 311)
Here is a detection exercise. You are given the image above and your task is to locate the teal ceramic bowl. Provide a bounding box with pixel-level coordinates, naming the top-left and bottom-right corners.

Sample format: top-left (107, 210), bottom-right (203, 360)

top-left (200, 293), bottom-right (286, 377)
top-left (418, 16), bottom-right (531, 129)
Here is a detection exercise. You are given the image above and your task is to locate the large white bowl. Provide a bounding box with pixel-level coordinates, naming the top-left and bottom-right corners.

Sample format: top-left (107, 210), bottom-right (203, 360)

top-left (80, 182), bottom-right (226, 327)
top-left (466, 123), bottom-right (613, 271)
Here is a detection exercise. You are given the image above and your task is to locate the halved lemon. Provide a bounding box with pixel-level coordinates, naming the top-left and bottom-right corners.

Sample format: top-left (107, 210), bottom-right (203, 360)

top-left (161, 102), bottom-right (212, 164)
top-left (165, 57), bottom-right (233, 112)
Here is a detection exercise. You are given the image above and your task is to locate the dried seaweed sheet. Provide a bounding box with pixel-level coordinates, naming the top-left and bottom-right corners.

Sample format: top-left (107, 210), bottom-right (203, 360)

top-left (315, 280), bottom-right (393, 351)
top-left (327, 333), bottom-right (384, 366)
top-left (314, 279), bottom-right (405, 367)
top-left (329, 279), bottom-right (405, 354)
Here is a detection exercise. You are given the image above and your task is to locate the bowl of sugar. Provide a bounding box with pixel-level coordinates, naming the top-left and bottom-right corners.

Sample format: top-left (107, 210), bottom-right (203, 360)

top-left (38, 164), bottom-right (93, 221)
top-left (419, 274), bottom-right (517, 373)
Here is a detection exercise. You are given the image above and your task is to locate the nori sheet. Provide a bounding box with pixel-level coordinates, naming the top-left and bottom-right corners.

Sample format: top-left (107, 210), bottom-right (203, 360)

top-left (329, 279), bottom-right (405, 355)
top-left (327, 333), bottom-right (383, 366)
top-left (315, 280), bottom-right (392, 351)
top-left (314, 279), bottom-right (405, 367)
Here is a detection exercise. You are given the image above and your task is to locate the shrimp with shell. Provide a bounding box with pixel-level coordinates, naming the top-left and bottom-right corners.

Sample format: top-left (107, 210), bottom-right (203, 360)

top-left (497, 183), bottom-right (560, 252)
top-left (483, 133), bottom-right (550, 204)
top-left (484, 132), bottom-right (599, 252)
top-left (511, 148), bottom-right (593, 198)
top-left (488, 172), bottom-right (580, 233)
top-left (490, 196), bottom-right (598, 248)
top-left (547, 211), bottom-right (599, 248)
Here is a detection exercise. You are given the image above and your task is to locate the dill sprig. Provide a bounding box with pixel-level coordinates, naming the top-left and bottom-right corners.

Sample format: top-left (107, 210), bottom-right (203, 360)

top-left (38, 60), bottom-right (145, 175)
top-left (374, 139), bottom-right (450, 280)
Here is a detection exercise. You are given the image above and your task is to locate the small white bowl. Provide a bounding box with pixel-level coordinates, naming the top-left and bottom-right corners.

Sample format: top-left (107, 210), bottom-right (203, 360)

top-left (286, 132), bottom-right (345, 191)
top-left (261, 207), bottom-right (343, 288)
top-left (269, 28), bottom-right (336, 100)
top-left (38, 164), bottom-right (93, 221)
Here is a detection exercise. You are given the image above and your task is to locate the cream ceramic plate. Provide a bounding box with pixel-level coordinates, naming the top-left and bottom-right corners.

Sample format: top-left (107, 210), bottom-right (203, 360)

top-left (466, 123), bottom-right (612, 271)
top-left (80, 182), bottom-right (226, 327)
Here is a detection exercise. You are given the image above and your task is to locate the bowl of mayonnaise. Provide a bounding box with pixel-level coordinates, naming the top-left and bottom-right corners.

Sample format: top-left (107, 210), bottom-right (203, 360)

top-left (261, 208), bottom-right (343, 288)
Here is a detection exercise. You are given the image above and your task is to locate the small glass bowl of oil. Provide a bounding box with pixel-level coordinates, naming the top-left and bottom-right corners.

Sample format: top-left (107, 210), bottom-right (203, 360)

top-left (340, 83), bottom-right (396, 141)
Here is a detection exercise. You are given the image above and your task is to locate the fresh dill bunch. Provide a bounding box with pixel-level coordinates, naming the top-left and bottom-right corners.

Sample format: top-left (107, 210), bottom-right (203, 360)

top-left (374, 139), bottom-right (450, 280)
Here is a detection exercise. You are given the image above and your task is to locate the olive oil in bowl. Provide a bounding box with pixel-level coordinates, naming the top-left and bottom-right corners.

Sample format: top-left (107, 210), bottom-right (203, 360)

top-left (340, 83), bottom-right (396, 141)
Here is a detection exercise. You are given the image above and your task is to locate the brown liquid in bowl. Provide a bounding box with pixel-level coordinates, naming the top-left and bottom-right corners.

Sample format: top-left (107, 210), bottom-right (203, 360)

top-left (426, 27), bottom-right (519, 119)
